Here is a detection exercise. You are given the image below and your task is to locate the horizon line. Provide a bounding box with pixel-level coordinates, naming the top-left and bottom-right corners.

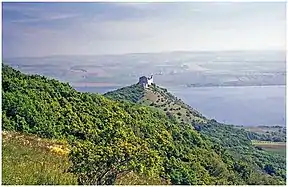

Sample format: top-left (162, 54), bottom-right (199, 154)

top-left (3, 49), bottom-right (286, 59)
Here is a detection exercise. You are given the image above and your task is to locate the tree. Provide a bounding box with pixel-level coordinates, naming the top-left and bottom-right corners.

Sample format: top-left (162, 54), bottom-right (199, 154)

top-left (69, 138), bottom-right (163, 185)
top-left (264, 164), bottom-right (276, 175)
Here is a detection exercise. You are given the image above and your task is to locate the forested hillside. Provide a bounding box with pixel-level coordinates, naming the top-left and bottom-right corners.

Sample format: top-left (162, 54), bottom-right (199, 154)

top-left (104, 82), bottom-right (286, 184)
top-left (2, 65), bottom-right (285, 185)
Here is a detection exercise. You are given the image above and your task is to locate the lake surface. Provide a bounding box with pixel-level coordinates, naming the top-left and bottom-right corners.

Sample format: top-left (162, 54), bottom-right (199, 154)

top-left (168, 85), bottom-right (286, 126)
top-left (75, 85), bottom-right (286, 127)
top-left (75, 86), bottom-right (122, 94)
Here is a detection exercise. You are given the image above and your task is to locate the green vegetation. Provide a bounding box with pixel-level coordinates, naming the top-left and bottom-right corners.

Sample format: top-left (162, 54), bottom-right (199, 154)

top-left (197, 121), bottom-right (286, 180)
top-left (105, 81), bottom-right (286, 185)
top-left (115, 171), bottom-right (169, 185)
top-left (104, 83), bottom-right (144, 103)
top-left (2, 65), bottom-right (286, 185)
top-left (2, 131), bottom-right (77, 185)
top-left (238, 126), bottom-right (286, 157)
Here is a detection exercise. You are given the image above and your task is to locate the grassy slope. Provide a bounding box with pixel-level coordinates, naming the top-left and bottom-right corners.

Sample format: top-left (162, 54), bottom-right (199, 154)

top-left (140, 84), bottom-right (207, 124)
top-left (2, 131), bottom-right (77, 185)
top-left (2, 131), bottom-right (166, 185)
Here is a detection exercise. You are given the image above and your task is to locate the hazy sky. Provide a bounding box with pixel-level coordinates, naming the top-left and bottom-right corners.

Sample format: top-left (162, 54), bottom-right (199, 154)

top-left (2, 2), bottom-right (286, 57)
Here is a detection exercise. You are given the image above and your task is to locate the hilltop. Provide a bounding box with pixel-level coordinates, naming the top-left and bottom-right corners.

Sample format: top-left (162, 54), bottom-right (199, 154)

top-left (105, 83), bottom-right (207, 125)
top-left (2, 65), bottom-right (286, 185)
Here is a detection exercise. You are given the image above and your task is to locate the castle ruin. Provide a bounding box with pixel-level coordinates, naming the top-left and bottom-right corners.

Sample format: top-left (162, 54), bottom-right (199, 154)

top-left (138, 75), bottom-right (153, 88)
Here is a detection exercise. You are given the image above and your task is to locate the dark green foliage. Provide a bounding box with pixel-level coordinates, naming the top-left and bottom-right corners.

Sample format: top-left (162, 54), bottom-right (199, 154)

top-left (104, 84), bottom-right (144, 103)
top-left (197, 121), bottom-right (286, 184)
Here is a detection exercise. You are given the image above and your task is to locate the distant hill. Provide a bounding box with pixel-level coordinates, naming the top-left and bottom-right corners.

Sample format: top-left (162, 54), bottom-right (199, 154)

top-left (4, 51), bottom-right (285, 89)
top-left (2, 65), bottom-right (286, 185)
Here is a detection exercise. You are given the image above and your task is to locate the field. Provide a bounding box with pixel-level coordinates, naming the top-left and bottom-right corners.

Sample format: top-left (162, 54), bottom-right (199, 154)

top-left (2, 131), bottom-right (77, 185)
top-left (244, 126), bottom-right (285, 135)
top-left (239, 125), bottom-right (286, 142)
top-left (2, 131), bottom-right (166, 185)
top-left (252, 140), bottom-right (286, 157)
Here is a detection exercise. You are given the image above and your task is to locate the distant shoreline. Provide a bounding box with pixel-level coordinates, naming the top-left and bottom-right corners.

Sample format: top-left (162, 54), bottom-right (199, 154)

top-left (73, 84), bottom-right (286, 89)
top-left (184, 84), bottom-right (285, 88)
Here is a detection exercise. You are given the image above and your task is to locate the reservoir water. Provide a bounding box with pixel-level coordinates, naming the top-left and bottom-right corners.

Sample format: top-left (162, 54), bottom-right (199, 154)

top-left (75, 85), bottom-right (286, 127)
top-left (168, 85), bottom-right (286, 126)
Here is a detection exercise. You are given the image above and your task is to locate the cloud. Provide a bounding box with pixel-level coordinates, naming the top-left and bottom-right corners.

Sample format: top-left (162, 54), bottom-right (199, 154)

top-left (10, 14), bottom-right (80, 23)
top-left (3, 3), bottom-right (81, 24)
top-left (2, 2), bottom-right (286, 58)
